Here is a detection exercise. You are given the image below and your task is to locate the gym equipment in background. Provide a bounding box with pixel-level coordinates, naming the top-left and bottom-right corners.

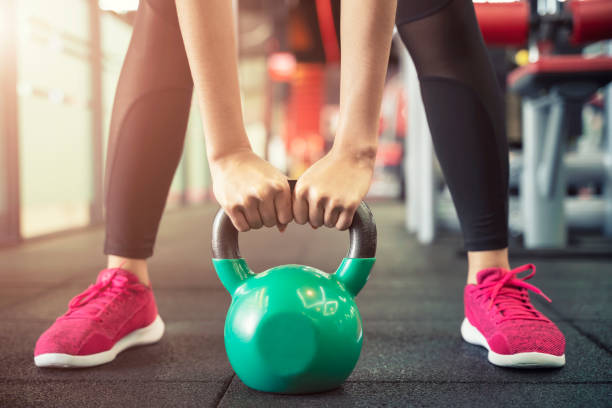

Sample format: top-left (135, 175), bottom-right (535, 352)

top-left (509, 54), bottom-right (612, 248)
top-left (211, 191), bottom-right (377, 394)
top-left (401, 0), bottom-right (612, 253)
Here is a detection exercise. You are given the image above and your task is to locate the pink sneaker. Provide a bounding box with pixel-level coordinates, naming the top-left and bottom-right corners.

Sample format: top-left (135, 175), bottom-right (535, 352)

top-left (461, 264), bottom-right (565, 368)
top-left (34, 267), bottom-right (164, 368)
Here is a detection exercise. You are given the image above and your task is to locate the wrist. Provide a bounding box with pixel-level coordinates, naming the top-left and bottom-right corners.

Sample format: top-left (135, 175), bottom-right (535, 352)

top-left (330, 140), bottom-right (378, 168)
top-left (208, 143), bottom-right (253, 166)
top-left (334, 120), bottom-right (378, 151)
top-left (333, 124), bottom-right (377, 156)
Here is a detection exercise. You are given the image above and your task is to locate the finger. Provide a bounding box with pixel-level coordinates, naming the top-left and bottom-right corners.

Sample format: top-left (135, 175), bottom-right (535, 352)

top-left (227, 207), bottom-right (250, 232)
top-left (293, 187), bottom-right (309, 225)
top-left (258, 194), bottom-right (277, 228)
top-left (308, 194), bottom-right (326, 228)
top-left (277, 223), bottom-right (287, 233)
top-left (336, 207), bottom-right (357, 231)
top-left (243, 197), bottom-right (263, 229)
top-left (324, 202), bottom-right (342, 228)
top-left (274, 182), bottom-right (293, 225)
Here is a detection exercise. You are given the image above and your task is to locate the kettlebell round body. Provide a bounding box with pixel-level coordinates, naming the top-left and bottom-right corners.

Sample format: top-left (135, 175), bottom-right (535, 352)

top-left (224, 264), bottom-right (363, 394)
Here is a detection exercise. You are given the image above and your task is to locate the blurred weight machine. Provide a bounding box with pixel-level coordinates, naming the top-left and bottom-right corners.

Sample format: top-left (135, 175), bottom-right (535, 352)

top-left (399, 0), bottom-right (612, 255)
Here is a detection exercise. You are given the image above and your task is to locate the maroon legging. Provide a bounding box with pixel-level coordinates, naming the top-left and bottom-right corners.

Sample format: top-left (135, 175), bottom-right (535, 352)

top-left (103, 0), bottom-right (192, 258)
top-left (103, 0), bottom-right (509, 259)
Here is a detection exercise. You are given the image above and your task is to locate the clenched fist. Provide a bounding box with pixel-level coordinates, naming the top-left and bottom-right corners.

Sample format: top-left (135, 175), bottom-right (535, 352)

top-left (210, 149), bottom-right (292, 232)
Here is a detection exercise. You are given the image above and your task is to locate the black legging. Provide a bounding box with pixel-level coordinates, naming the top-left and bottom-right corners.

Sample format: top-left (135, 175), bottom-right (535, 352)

top-left (397, 0), bottom-right (509, 251)
top-left (103, 0), bottom-right (509, 259)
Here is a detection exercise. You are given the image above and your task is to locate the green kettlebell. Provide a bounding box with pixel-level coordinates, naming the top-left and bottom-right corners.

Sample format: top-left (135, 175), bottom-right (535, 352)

top-left (211, 188), bottom-right (376, 394)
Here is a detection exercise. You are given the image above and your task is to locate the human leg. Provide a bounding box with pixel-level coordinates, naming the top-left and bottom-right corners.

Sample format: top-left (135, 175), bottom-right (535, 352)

top-left (35, 0), bottom-right (192, 367)
top-left (396, 0), bottom-right (565, 367)
top-left (396, 0), bottom-right (510, 281)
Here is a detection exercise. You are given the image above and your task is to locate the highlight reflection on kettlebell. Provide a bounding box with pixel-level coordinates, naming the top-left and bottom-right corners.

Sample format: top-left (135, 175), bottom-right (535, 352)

top-left (211, 183), bottom-right (377, 395)
top-left (297, 286), bottom-right (339, 316)
top-left (231, 287), bottom-right (269, 341)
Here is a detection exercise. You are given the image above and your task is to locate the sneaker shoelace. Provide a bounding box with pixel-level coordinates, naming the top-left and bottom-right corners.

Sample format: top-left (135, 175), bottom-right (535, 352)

top-left (59, 268), bottom-right (142, 323)
top-left (476, 264), bottom-right (552, 323)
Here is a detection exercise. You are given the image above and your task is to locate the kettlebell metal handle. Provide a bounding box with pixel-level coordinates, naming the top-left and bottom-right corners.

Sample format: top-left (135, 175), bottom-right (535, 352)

top-left (211, 180), bottom-right (376, 296)
top-left (211, 181), bottom-right (377, 260)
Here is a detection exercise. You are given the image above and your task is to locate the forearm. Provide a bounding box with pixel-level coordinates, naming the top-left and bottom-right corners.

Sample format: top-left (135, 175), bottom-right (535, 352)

top-left (335, 0), bottom-right (397, 154)
top-left (175, 0), bottom-right (250, 161)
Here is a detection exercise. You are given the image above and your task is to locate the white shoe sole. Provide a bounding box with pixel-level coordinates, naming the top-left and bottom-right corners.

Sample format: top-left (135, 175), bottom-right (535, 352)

top-left (460, 318), bottom-right (565, 368)
top-left (34, 315), bottom-right (165, 368)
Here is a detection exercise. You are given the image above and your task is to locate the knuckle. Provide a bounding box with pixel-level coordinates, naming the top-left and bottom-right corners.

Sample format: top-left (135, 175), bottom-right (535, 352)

top-left (328, 199), bottom-right (343, 211)
top-left (258, 186), bottom-right (274, 200)
top-left (309, 194), bottom-right (325, 208)
top-left (270, 181), bottom-right (285, 194)
top-left (228, 203), bottom-right (243, 214)
top-left (245, 186), bottom-right (264, 201)
top-left (251, 191), bottom-right (265, 202)
top-left (346, 202), bottom-right (359, 213)
top-left (337, 222), bottom-right (350, 231)
top-left (295, 187), bottom-right (308, 200)
top-left (313, 190), bottom-right (331, 205)
top-left (241, 196), bottom-right (258, 209)
top-left (307, 187), bottom-right (319, 201)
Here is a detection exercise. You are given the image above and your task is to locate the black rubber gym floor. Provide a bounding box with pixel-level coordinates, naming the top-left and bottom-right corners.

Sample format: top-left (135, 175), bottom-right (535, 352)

top-left (0, 203), bottom-right (610, 407)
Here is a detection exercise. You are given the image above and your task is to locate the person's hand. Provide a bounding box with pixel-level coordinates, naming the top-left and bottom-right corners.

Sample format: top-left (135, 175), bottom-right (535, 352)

top-left (210, 148), bottom-right (292, 232)
top-left (293, 145), bottom-right (376, 230)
